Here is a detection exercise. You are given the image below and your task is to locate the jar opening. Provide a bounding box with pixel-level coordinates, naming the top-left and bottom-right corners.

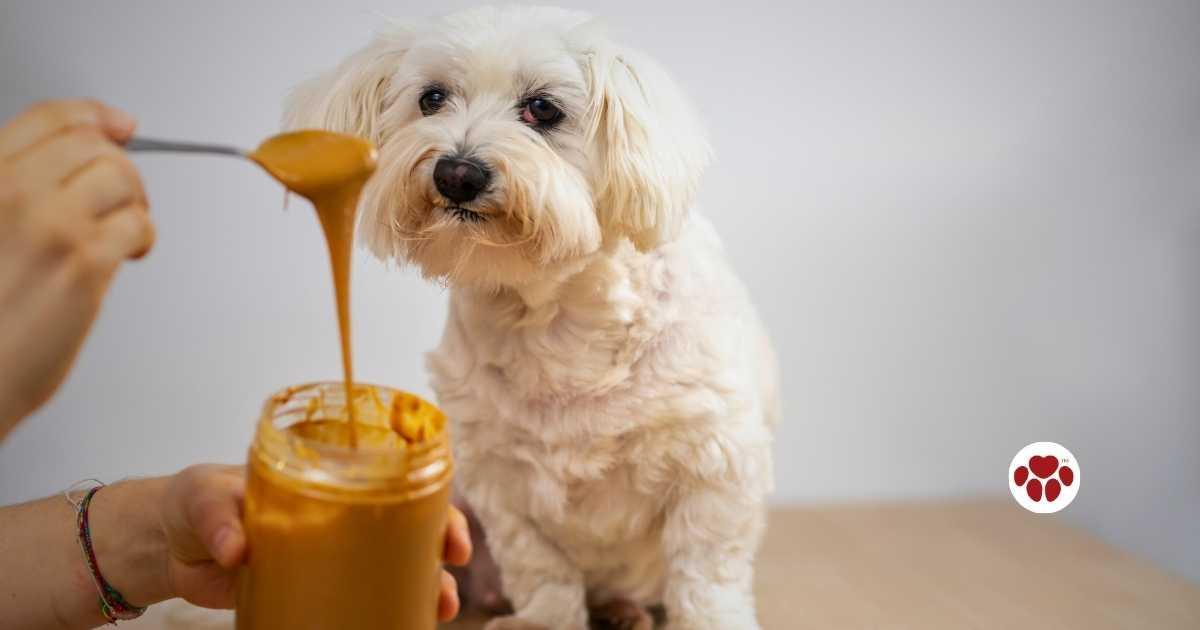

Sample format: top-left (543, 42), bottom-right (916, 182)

top-left (251, 382), bottom-right (451, 499)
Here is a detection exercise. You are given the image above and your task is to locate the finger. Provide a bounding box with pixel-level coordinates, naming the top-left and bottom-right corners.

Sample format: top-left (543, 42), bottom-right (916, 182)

top-left (10, 125), bottom-right (127, 191)
top-left (444, 505), bottom-right (472, 566)
top-left (57, 153), bottom-right (144, 218)
top-left (0, 100), bottom-right (135, 160)
top-left (187, 472), bottom-right (247, 570)
top-left (437, 570), bottom-right (460, 622)
top-left (95, 203), bottom-right (155, 261)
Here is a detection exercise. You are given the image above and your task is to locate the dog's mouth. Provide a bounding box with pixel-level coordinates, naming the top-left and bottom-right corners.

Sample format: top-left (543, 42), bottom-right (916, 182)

top-left (446, 206), bottom-right (486, 223)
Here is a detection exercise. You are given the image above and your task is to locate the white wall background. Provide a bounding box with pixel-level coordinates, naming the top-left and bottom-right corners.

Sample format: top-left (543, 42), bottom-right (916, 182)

top-left (1, 1), bottom-right (1197, 583)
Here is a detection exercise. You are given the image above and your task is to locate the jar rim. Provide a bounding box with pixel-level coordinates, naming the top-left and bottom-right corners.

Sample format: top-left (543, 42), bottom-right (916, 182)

top-left (251, 381), bottom-right (452, 497)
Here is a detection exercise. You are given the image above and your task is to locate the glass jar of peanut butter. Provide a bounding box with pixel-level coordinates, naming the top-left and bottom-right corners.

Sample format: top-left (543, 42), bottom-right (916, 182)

top-left (236, 381), bottom-right (452, 630)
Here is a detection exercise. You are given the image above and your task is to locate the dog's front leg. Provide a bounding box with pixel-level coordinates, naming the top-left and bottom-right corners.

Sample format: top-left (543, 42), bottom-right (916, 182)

top-left (479, 506), bottom-right (588, 630)
top-left (661, 489), bottom-right (764, 630)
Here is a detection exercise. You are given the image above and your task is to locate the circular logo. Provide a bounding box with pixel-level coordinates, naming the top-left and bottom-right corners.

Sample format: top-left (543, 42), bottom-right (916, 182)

top-left (1009, 442), bottom-right (1080, 514)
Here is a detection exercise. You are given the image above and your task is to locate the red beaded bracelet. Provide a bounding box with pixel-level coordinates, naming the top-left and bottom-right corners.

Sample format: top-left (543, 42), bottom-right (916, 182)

top-left (72, 483), bottom-right (148, 624)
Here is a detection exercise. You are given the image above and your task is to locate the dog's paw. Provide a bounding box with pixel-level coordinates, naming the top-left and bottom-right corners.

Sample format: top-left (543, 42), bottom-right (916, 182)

top-left (484, 616), bottom-right (551, 630)
top-left (590, 598), bottom-right (655, 630)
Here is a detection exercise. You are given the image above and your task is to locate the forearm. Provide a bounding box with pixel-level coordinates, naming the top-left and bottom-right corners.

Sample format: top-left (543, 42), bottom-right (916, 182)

top-left (0, 478), bottom-right (173, 630)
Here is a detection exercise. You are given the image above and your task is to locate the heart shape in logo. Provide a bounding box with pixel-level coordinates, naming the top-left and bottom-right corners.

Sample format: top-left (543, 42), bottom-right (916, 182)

top-left (1028, 455), bottom-right (1058, 479)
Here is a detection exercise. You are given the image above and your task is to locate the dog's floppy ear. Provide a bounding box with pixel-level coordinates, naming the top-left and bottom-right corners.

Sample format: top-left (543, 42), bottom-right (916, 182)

top-left (283, 25), bottom-right (413, 141)
top-left (582, 40), bottom-right (712, 251)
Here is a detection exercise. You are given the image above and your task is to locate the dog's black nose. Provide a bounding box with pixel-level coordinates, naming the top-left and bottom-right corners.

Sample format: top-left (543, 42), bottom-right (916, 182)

top-left (434, 157), bottom-right (490, 204)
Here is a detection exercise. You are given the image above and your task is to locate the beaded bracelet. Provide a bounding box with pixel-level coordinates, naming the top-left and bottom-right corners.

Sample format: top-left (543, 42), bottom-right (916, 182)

top-left (70, 483), bottom-right (148, 624)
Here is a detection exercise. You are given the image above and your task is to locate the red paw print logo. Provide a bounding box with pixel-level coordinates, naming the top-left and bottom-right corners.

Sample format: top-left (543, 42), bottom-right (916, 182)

top-left (1009, 442), bottom-right (1080, 514)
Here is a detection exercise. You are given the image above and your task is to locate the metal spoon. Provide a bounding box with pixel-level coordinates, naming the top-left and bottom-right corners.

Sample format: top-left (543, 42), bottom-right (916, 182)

top-left (125, 136), bottom-right (248, 158)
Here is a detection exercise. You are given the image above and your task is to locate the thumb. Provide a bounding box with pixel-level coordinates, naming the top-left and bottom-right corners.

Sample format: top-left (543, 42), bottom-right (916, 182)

top-left (206, 520), bottom-right (246, 570)
top-left (183, 467), bottom-right (247, 570)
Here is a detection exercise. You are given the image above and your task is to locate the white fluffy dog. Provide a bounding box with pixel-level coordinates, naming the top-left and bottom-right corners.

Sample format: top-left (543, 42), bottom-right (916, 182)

top-left (288, 6), bottom-right (779, 630)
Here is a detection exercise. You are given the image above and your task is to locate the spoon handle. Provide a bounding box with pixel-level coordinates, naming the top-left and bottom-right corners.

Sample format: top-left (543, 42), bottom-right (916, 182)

top-left (125, 136), bottom-right (247, 158)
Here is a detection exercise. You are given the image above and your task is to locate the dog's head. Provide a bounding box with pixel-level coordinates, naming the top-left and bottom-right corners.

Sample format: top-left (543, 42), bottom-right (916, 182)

top-left (285, 6), bottom-right (710, 289)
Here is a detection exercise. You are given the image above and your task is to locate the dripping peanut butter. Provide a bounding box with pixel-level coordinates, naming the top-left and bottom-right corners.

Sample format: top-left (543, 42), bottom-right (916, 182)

top-left (250, 130), bottom-right (376, 447)
top-left (235, 132), bottom-right (452, 630)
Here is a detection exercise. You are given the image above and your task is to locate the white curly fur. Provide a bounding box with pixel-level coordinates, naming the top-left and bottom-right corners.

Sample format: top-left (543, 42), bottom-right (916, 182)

top-left (286, 6), bottom-right (780, 630)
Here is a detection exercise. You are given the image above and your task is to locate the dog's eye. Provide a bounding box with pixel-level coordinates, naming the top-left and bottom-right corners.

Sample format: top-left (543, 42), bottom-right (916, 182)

top-left (521, 98), bottom-right (562, 127)
top-left (419, 89), bottom-right (446, 116)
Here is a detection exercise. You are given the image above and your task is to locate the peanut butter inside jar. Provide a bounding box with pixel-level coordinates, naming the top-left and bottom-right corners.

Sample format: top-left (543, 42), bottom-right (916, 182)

top-left (236, 382), bottom-right (452, 630)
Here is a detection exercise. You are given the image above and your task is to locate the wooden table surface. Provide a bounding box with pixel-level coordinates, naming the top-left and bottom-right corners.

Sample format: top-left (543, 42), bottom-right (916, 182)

top-left (140, 501), bottom-right (1200, 630)
top-left (445, 501), bottom-right (1199, 630)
